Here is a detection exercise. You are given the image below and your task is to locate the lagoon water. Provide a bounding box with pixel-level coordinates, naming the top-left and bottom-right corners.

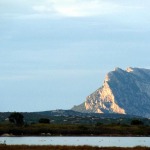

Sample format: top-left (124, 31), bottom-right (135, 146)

top-left (0, 137), bottom-right (150, 147)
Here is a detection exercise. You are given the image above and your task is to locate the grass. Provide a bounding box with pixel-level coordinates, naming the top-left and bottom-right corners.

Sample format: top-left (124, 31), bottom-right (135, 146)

top-left (0, 145), bottom-right (150, 150)
top-left (0, 123), bottom-right (150, 136)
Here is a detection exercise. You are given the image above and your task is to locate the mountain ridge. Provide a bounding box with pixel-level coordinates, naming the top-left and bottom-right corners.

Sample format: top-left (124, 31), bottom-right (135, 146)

top-left (72, 67), bottom-right (150, 118)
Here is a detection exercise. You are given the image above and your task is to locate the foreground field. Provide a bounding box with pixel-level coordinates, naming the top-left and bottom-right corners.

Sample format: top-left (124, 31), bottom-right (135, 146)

top-left (0, 145), bottom-right (150, 150)
top-left (0, 123), bottom-right (150, 136)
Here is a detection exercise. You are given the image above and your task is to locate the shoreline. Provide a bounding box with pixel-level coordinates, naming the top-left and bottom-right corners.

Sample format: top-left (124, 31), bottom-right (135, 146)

top-left (1, 133), bottom-right (150, 137)
top-left (0, 145), bottom-right (150, 150)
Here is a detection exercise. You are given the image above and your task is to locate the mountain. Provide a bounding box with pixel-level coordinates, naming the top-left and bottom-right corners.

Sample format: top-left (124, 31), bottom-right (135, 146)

top-left (72, 67), bottom-right (150, 118)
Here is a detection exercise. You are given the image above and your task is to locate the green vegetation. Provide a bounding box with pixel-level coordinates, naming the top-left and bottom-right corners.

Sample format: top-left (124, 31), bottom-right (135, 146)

top-left (0, 112), bottom-right (150, 136)
top-left (0, 122), bottom-right (150, 136)
top-left (1, 111), bottom-right (150, 126)
top-left (38, 118), bottom-right (50, 124)
top-left (8, 112), bottom-right (24, 126)
top-left (131, 119), bottom-right (144, 125)
top-left (0, 145), bottom-right (149, 150)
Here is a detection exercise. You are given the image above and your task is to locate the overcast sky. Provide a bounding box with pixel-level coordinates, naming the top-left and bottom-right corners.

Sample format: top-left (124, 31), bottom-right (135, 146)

top-left (1, 0), bottom-right (150, 112)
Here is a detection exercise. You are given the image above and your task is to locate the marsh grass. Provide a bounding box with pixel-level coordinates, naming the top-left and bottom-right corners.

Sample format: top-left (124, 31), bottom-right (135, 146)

top-left (0, 123), bottom-right (150, 136)
top-left (0, 145), bottom-right (149, 150)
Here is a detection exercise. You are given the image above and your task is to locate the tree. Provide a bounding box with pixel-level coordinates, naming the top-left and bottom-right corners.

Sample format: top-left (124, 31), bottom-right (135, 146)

top-left (39, 118), bottom-right (50, 124)
top-left (131, 119), bottom-right (144, 125)
top-left (9, 112), bottom-right (24, 126)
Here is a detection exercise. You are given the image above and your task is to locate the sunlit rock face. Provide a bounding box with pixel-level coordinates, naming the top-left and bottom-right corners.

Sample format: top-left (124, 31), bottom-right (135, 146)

top-left (72, 67), bottom-right (150, 118)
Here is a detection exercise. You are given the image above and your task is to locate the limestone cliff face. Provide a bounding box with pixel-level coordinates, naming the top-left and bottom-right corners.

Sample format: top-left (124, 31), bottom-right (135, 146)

top-left (72, 67), bottom-right (150, 118)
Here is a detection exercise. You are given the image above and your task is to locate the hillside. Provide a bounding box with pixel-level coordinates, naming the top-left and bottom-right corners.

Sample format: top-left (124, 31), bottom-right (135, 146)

top-left (0, 110), bottom-right (146, 125)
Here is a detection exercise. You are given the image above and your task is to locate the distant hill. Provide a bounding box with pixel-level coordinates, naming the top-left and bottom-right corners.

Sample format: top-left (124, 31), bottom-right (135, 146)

top-left (72, 67), bottom-right (150, 118)
top-left (0, 110), bottom-right (145, 125)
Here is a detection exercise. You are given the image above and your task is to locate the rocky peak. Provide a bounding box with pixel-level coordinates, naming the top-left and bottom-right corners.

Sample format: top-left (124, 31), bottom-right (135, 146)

top-left (72, 67), bottom-right (150, 118)
top-left (126, 67), bottom-right (134, 72)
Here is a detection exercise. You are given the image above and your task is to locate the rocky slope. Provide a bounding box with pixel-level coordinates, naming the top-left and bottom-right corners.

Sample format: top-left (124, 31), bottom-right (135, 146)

top-left (72, 67), bottom-right (150, 118)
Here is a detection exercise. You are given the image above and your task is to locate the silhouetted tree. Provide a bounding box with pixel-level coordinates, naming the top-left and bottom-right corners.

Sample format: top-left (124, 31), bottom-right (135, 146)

top-left (131, 119), bottom-right (144, 125)
top-left (9, 112), bottom-right (24, 126)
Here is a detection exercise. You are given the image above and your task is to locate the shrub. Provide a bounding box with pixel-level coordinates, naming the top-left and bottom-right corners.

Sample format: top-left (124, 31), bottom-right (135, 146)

top-left (131, 119), bottom-right (144, 125)
top-left (39, 118), bottom-right (50, 124)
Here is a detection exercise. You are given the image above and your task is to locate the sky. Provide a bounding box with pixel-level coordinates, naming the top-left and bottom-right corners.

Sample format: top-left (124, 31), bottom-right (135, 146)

top-left (1, 0), bottom-right (150, 112)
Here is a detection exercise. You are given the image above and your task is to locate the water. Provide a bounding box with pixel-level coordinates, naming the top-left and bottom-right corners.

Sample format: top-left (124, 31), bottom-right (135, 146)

top-left (0, 137), bottom-right (150, 147)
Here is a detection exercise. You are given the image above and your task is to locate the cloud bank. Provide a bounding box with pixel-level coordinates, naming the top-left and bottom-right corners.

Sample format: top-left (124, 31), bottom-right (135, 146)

top-left (0, 0), bottom-right (148, 18)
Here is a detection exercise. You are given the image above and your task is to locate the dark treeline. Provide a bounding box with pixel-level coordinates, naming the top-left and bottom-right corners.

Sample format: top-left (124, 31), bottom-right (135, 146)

top-left (0, 123), bottom-right (150, 136)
